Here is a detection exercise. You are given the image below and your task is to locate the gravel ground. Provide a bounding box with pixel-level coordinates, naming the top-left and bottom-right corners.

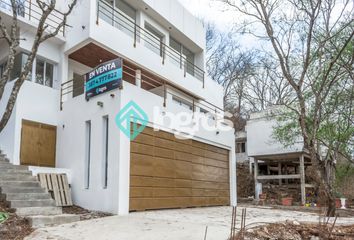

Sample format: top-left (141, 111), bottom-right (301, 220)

top-left (26, 205), bottom-right (354, 240)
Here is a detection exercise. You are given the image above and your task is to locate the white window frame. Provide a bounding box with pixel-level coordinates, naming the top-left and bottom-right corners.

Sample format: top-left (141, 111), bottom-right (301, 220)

top-left (29, 56), bottom-right (57, 89)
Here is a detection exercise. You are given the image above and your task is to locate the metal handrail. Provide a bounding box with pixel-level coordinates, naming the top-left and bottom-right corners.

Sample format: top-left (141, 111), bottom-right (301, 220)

top-left (60, 65), bottom-right (224, 117)
top-left (97, 0), bottom-right (205, 84)
top-left (0, 0), bottom-right (65, 36)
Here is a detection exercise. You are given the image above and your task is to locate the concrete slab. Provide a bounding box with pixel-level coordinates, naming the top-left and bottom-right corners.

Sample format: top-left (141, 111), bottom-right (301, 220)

top-left (25, 206), bottom-right (354, 240)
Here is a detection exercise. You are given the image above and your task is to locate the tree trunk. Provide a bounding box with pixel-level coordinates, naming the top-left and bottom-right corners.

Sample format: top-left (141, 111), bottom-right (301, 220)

top-left (308, 146), bottom-right (336, 217)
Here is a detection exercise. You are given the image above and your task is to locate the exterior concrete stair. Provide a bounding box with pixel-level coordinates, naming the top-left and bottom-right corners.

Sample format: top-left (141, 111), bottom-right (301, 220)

top-left (0, 152), bottom-right (79, 227)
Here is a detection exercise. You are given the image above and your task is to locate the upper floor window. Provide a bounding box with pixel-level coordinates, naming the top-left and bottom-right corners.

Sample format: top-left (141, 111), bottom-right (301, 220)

top-left (169, 37), bottom-right (195, 76)
top-left (144, 22), bottom-right (164, 57)
top-left (172, 96), bottom-right (193, 111)
top-left (2, 52), bottom-right (56, 88)
top-left (35, 59), bottom-right (54, 87)
top-left (236, 142), bottom-right (246, 153)
top-left (99, 0), bottom-right (136, 37)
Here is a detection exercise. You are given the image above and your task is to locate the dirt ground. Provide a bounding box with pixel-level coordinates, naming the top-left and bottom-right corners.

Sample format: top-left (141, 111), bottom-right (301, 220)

top-left (0, 200), bottom-right (33, 240)
top-left (26, 205), bottom-right (354, 240)
top-left (63, 205), bottom-right (112, 221)
top-left (0, 202), bottom-right (110, 240)
top-left (240, 222), bottom-right (354, 240)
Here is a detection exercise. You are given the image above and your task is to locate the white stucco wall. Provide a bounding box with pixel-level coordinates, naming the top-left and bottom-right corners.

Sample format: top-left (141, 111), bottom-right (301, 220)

top-left (246, 108), bottom-right (303, 157)
top-left (58, 80), bottom-right (236, 214)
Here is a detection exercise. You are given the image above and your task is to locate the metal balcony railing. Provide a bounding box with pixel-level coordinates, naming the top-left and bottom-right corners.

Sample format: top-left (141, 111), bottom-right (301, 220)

top-left (60, 64), bottom-right (224, 126)
top-left (96, 0), bottom-right (205, 85)
top-left (0, 0), bottom-right (66, 36)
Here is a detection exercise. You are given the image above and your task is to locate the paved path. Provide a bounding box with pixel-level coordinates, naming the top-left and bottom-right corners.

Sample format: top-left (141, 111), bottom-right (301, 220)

top-left (26, 206), bottom-right (354, 240)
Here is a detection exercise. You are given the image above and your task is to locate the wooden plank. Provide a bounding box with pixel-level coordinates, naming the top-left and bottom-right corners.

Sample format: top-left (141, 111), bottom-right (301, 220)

top-left (61, 174), bottom-right (73, 206)
top-left (257, 174), bottom-right (301, 180)
top-left (57, 174), bottom-right (66, 206)
top-left (50, 174), bottom-right (61, 206)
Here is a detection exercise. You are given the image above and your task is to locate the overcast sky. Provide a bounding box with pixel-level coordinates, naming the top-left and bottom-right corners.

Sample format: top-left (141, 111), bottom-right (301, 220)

top-left (178, 0), bottom-right (237, 30)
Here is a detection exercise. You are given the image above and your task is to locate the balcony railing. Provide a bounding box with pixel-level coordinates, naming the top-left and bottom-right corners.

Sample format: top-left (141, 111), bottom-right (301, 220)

top-left (0, 0), bottom-right (66, 36)
top-left (60, 64), bottom-right (224, 126)
top-left (96, 0), bottom-right (205, 85)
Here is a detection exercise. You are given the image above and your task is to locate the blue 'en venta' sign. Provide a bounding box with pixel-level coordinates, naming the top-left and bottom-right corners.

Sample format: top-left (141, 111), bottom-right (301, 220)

top-left (85, 58), bottom-right (123, 100)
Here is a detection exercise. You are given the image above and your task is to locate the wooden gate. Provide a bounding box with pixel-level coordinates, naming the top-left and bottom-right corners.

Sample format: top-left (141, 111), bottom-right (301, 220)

top-left (20, 120), bottom-right (57, 167)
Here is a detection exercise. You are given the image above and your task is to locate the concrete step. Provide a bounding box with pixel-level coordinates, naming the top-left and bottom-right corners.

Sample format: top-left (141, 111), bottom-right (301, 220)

top-left (0, 158), bottom-right (9, 163)
top-left (9, 199), bottom-right (56, 208)
top-left (5, 192), bottom-right (52, 201)
top-left (0, 169), bottom-right (32, 174)
top-left (16, 206), bottom-right (62, 216)
top-left (0, 175), bottom-right (36, 181)
top-left (0, 164), bottom-right (28, 170)
top-left (0, 181), bottom-right (40, 188)
top-left (27, 214), bottom-right (80, 228)
top-left (0, 186), bottom-right (46, 194)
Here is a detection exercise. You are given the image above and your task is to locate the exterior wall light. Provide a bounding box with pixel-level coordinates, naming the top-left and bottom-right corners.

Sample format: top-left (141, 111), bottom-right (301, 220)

top-left (97, 101), bottom-right (104, 107)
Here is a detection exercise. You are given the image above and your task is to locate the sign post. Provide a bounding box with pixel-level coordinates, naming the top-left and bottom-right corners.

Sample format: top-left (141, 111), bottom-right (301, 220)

top-left (85, 58), bottom-right (123, 100)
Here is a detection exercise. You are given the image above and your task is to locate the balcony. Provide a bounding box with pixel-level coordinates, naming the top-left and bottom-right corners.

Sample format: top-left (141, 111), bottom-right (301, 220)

top-left (0, 0), bottom-right (66, 36)
top-left (96, 0), bottom-right (205, 84)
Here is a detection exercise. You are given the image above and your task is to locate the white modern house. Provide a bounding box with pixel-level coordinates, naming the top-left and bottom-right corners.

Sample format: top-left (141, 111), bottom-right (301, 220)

top-left (246, 106), bottom-right (312, 205)
top-left (0, 0), bottom-right (236, 215)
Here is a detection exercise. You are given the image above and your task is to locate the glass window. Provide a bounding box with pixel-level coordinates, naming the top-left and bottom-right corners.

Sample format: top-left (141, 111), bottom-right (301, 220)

top-left (115, 0), bottom-right (136, 37)
top-left (99, 0), bottom-right (114, 25)
top-left (169, 37), bottom-right (195, 75)
top-left (35, 59), bottom-right (45, 85)
top-left (183, 47), bottom-right (195, 76)
top-left (169, 37), bottom-right (182, 66)
top-left (45, 62), bottom-right (54, 87)
top-left (172, 96), bottom-right (193, 111)
top-left (144, 23), bottom-right (164, 56)
top-left (72, 73), bottom-right (85, 97)
top-left (34, 58), bottom-right (55, 88)
top-left (236, 142), bottom-right (246, 153)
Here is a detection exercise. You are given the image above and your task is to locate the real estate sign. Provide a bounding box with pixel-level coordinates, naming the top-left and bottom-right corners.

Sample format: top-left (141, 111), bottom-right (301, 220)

top-left (85, 58), bottom-right (123, 100)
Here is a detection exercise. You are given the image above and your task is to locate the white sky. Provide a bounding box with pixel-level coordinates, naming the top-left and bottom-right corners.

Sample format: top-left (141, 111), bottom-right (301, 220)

top-left (178, 0), bottom-right (261, 49)
top-left (178, 0), bottom-right (237, 30)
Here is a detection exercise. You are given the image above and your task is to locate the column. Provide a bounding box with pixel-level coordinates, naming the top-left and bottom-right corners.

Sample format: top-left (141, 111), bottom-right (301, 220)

top-left (135, 69), bottom-right (141, 88)
top-left (254, 158), bottom-right (259, 200)
top-left (299, 154), bottom-right (306, 205)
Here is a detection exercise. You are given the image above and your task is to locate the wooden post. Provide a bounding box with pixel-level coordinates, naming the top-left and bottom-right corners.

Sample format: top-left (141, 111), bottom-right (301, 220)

top-left (254, 158), bottom-right (259, 200)
top-left (300, 154), bottom-right (306, 205)
top-left (285, 164), bottom-right (288, 185)
top-left (278, 162), bottom-right (282, 185)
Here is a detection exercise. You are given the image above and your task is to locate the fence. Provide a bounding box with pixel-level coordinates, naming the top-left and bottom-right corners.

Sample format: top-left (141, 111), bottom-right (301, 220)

top-left (0, 0), bottom-right (66, 36)
top-left (96, 0), bottom-right (205, 84)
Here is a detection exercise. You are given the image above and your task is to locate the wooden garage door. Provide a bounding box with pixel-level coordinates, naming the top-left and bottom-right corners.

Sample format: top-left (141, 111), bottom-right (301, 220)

top-left (20, 120), bottom-right (57, 167)
top-left (130, 126), bottom-right (230, 211)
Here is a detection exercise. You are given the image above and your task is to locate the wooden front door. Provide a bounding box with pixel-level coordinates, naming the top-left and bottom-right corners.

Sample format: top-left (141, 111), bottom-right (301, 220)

top-left (130, 126), bottom-right (230, 211)
top-left (20, 120), bottom-right (57, 167)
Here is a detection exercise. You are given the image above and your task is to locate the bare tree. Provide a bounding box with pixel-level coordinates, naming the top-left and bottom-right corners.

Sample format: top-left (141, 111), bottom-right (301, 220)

top-left (206, 24), bottom-right (256, 130)
top-left (223, 0), bottom-right (354, 216)
top-left (0, 0), bottom-right (77, 132)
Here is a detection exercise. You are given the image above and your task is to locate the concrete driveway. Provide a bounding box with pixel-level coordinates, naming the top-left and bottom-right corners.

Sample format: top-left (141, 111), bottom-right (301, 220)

top-left (26, 206), bottom-right (354, 240)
